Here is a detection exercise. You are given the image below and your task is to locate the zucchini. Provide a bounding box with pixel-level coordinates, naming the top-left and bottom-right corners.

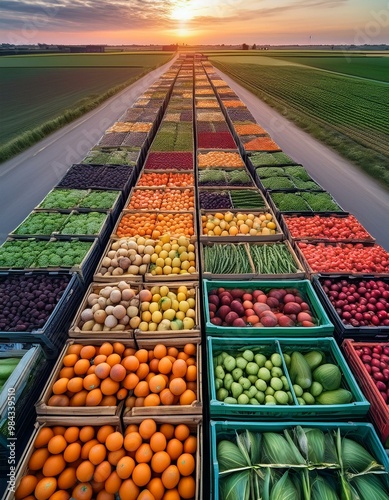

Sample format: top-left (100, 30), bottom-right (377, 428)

top-left (0, 359), bottom-right (20, 380)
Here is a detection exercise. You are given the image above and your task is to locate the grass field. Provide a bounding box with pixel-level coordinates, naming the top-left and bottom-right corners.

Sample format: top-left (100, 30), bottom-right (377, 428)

top-left (0, 52), bottom-right (173, 162)
top-left (209, 52), bottom-right (389, 188)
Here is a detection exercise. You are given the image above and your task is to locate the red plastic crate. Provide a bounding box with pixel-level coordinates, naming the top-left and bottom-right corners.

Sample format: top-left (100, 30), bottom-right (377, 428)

top-left (342, 339), bottom-right (389, 445)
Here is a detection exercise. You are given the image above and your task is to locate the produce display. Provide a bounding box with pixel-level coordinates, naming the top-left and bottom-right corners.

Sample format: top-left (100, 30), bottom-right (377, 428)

top-left (257, 165), bottom-right (311, 180)
top-left (73, 282), bottom-right (141, 334)
top-left (148, 234), bottom-right (196, 277)
top-left (150, 122), bottom-right (193, 151)
top-left (144, 152), bottom-right (193, 170)
top-left (82, 149), bottom-right (139, 165)
top-left (14, 419), bottom-right (198, 499)
top-left (128, 188), bottom-right (194, 211)
top-left (230, 190), bottom-right (266, 209)
top-left (58, 164), bottom-right (134, 190)
top-left (0, 274), bottom-right (71, 332)
top-left (12, 212), bottom-right (68, 236)
top-left (319, 277), bottom-right (389, 328)
top-left (196, 111), bottom-right (225, 122)
top-left (95, 237), bottom-right (155, 279)
top-left (250, 151), bottom-right (298, 167)
top-left (137, 172), bottom-right (194, 187)
top-left (284, 214), bottom-right (373, 241)
top-left (198, 151), bottom-right (244, 168)
top-left (45, 340), bottom-right (198, 409)
top-left (0, 357), bottom-right (20, 391)
top-left (201, 211), bottom-right (277, 237)
top-left (197, 132), bottom-right (237, 150)
top-left (298, 242), bottom-right (389, 274)
top-left (59, 212), bottom-right (108, 236)
top-left (198, 169), bottom-right (253, 186)
top-left (199, 191), bottom-right (232, 210)
top-left (215, 426), bottom-right (388, 499)
top-left (116, 212), bottom-right (195, 239)
top-left (197, 122), bottom-right (230, 133)
top-left (270, 191), bottom-right (342, 212)
top-left (207, 286), bottom-right (318, 328)
top-left (78, 191), bottom-right (120, 210)
top-left (242, 136), bottom-right (281, 152)
top-left (249, 243), bottom-right (301, 275)
top-left (203, 243), bottom-right (253, 275)
top-left (38, 190), bottom-right (88, 210)
top-left (353, 343), bottom-right (389, 403)
top-left (213, 346), bottom-right (353, 406)
top-left (222, 99), bottom-right (245, 108)
top-left (234, 123), bottom-right (268, 135)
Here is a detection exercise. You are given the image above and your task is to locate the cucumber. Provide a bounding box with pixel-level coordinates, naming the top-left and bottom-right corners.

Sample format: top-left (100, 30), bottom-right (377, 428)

top-left (289, 351), bottom-right (312, 389)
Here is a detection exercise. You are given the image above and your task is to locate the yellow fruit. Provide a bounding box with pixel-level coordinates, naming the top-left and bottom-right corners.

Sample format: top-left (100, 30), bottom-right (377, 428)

top-left (139, 322), bottom-right (149, 332)
top-left (179, 252), bottom-right (189, 262)
top-left (186, 309), bottom-right (196, 319)
top-left (163, 266), bottom-right (172, 275)
top-left (178, 301), bottom-right (190, 313)
top-left (265, 213), bottom-right (273, 220)
top-left (183, 317), bottom-right (195, 330)
top-left (142, 311), bottom-right (152, 323)
top-left (163, 309), bottom-right (176, 321)
top-left (177, 236), bottom-right (188, 247)
top-left (262, 227), bottom-right (271, 235)
top-left (172, 244), bottom-right (179, 251)
top-left (149, 302), bottom-right (159, 314)
top-left (162, 243), bottom-right (171, 252)
top-left (160, 297), bottom-right (172, 311)
top-left (172, 257), bottom-right (181, 268)
top-left (187, 298), bottom-right (195, 309)
top-left (169, 250), bottom-right (177, 260)
top-left (171, 300), bottom-right (179, 311)
top-left (150, 286), bottom-right (160, 295)
top-left (188, 266), bottom-right (196, 274)
top-left (156, 258), bottom-right (165, 268)
top-left (267, 222), bottom-right (276, 230)
top-left (164, 258), bottom-right (172, 267)
top-left (152, 294), bottom-right (161, 303)
top-left (187, 244), bottom-right (195, 252)
top-left (177, 292), bottom-right (187, 302)
top-left (160, 234), bottom-right (170, 244)
top-left (155, 266), bottom-right (163, 275)
top-left (160, 286), bottom-right (169, 297)
top-left (148, 322), bottom-right (158, 331)
top-left (176, 311), bottom-right (185, 321)
top-left (167, 292), bottom-right (177, 301)
top-left (141, 302), bottom-right (150, 312)
top-left (213, 226), bottom-right (222, 236)
top-left (154, 245), bottom-right (162, 255)
top-left (151, 311), bottom-right (163, 324)
top-left (151, 254), bottom-right (158, 264)
top-left (172, 267), bottom-right (181, 274)
top-left (159, 250), bottom-right (169, 260)
top-left (181, 261), bottom-right (190, 271)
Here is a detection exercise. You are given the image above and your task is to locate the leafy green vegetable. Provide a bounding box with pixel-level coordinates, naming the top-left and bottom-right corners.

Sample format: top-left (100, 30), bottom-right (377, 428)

top-left (250, 152), bottom-right (298, 167)
top-left (301, 192), bottom-right (342, 212)
top-left (79, 191), bottom-right (119, 209)
top-left (38, 189), bottom-right (88, 209)
top-left (13, 213), bottom-right (68, 235)
top-left (60, 212), bottom-right (107, 235)
top-left (261, 177), bottom-right (295, 190)
top-left (256, 167), bottom-right (288, 178)
top-left (270, 193), bottom-right (310, 212)
top-left (226, 169), bottom-right (253, 186)
top-left (286, 166), bottom-right (312, 181)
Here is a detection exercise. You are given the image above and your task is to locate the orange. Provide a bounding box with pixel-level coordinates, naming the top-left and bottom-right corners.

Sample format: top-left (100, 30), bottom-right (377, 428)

top-left (166, 439), bottom-right (183, 461)
top-left (135, 443), bottom-right (153, 463)
top-left (150, 432), bottom-right (167, 452)
top-left (80, 345), bottom-right (96, 360)
top-left (116, 387), bottom-right (128, 401)
top-left (172, 359), bottom-right (187, 378)
top-left (79, 426), bottom-right (95, 442)
top-left (139, 419), bottom-right (157, 440)
top-left (122, 373), bottom-right (139, 390)
top-left (124, 432), bottom-right (142, 452)
top-left (99, 342), bottom-right (114, 356)
top-left (83, 374), bottom-right (100, 391)
top-left (90, 480), bottom-right (105, 494)
top-left (149, 375), bottom-right (167, 394)
top-left (34, 427), bottom-right (54, 448)
top-left (34, 477), bottom-right (57, 500)
top-left (101, 395), bottom-right (117, 406)
top-left (144, 393), bottom-right (161, 406)
top-left (179, 390), bottom-right (197, 406)
top-left (105, 431), bottom-right (124, 452)
top-left (183, 344), bottom-right (196, 356)
top-left (74, 359), bottom-right (91, 376)
top-left (71, 483), bottom-right (93, 500)
top-left (47, 436), bottom-right (66, 456)
top-left (122, 355), bottom-right (140, 371)
top-left (135, 349), bottom-right (149, 363)
top-left (58, 467), bottom-right (77, 490)
top-left (67, 377), bottom-right (84, 393)
top-left (116, 456), bottom-right (135, 479)
top-left (94, 461), bottom-right (112, 483)
top-left (151, 451), bottom-right (171, 473)
top-left (134, 381), bottom-right (150, 398)
top-left (88, 443), bottom-right (107, 465)
top-left (160, 389), bottom-right (175, 406)
top-left (153, 344), bottom-right (167, 360)
top-left (137, 490), bottom-right (156, 500)
top-left (67, 344), bottom-right (83, 355)
top-left (96, 491), bottom-right (115, 500)
top-left (159, 424), bottom-right (175, 440)
top-left (76, 460), bottom-right (95, 482)
top-left (63, 442), bottom-right (81, 463)
top-left (15, 475), bottom-right (38, 499)
top-left (169, 378), bottom-right (186, 396)
top-left (104, 471), bottom-right (122, 494)
top-left (110, 364), bottom-right (126, 382)
top-left (161, 465), bottom-right (180, 489)
top-left (183, 435), bottom-right (197, 454)
top-left (85, 388), bottom-right (103, 406)
top-left (63, 354), bottom-right (79, 367)
top-left (107, 448), bottom-right (126, 466)
top-left (167, 347), bottom-right (179, 358)
top-left (52, 426), bottom-right (66, 436)
top-left (113, 342), bottom-right (125, 355)
top-left (177, 475), bottom-right (196, 499)
top-left (42, 455), bottom-right (66, 477)
top-left (93, 354), bottom-right (108, 365)
top-left (70, 390), bottom-right (88, 406)
top-left (147, 477), bottom-right (165, 500)
top-left (97, 425), bottom-right (115, 444)
top-left (106, 353), bottom-right (121, 367)
top-left (63, 427), bottom-right (79, 444)
top-left (52, 378), bottom-right (69, 395)
top-left (81, 439), bottom-right (99, 460)
top-left (48, 490), bottom-right (70, 500)
top-left (158, 357), bottom-right (172, 375)
top-left (176, 453), bottom-right (195, 476)
top-left (94, 363), bottom-right (111, 380)
top-left (162, 490), bottom-right (180, 500)
top-left (101, 378), bottom-right (120, 396)
top-left (118, 479), bottom-right (140, 500)
top-left (174, 424), bottom-right (190, 442)
top-left (132, 463), bottom-right (151, 487)
top-left (136, 363), bottom-right (150, 381)
top-left (28, 448), bottom-right (50, 470)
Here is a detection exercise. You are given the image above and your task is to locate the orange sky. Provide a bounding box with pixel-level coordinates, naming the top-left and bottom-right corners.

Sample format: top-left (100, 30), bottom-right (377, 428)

top-left (1, 0), bottom-right (388, 45)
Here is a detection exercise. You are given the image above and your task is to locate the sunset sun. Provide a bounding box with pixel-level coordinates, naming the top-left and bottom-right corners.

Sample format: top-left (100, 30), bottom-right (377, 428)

top-left (171, 5), bottom-right (193, 22)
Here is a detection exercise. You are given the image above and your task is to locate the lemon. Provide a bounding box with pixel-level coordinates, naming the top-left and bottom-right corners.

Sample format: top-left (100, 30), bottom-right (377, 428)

top-left (164, 257), bottom-right (172, 267)
top-left (148, 302), bottom-right (159, 314)
top-left (151, 311), bottom-right (162, 323)
top-left (154, 245), bottom-right (162, 255)
top-left (159, 250), bottom-right (169, 260)
top-left (178, 285), bottom-right (188, 295)
top-left (159, 297), bottom-right (172, 311)
top-left (142, 311), bottom-right (152, 322)
top-left (150, 286), bottom-right (160, 295)
top-left (172, 257), bottom-right (181, 268)
top-left (139, 321), bottom-right (149, 332)
top-left (188, 244), bottom-right (195, 252)
top-left (187, 298), bottom-right (195, 308)
top-left (176, 311), bottom-right (185, 321)
top-left (137, 237), bottom-right (146, 246)
top-left (178, 236), bottom-right (189, 247)
top-left (171, 299), bottom-right (179, 311)
top-left (167, 291), bottom-right (177, 301)
top-left (163, 265), bottom-right (172, 275)
top-left (267, 221), bottom-right (276, 230)
top-left (177, 292), bottom-right (187, 302)
top-left (163, 308), bottom-right (176, 321)
top-left (156, 258), bottom-right (165, 268)
top-left (172, 243), bottom-right (179, 251)
top-left (160, 286), bottom-right (169, 297)
top-left (151, 253), bottom-right (158, 263)
top-left (186, 308), bottom-right (196, 319)
top-left (155, 266), bottom-right (163, 275)
top-left (152, 293), bottom-right (161, 303)
top-left (169, 250), bottom-right (178, 260)
top-left (141, 301), bottom-right (150, 312)
top-left (160, 234), bottom-right (170, 244)
top-left (183, 317), bottom-right (195, 330)
top-left (172, 267), bottom-right (181, 274)
top-left (179, 301), bottom-right (190, 313)
top-left (187, 252), bottom-right (195, 262)
top-left (148, 322), bottom-right (158, 331)
top-left (181, 261), bottom-right (190, 271)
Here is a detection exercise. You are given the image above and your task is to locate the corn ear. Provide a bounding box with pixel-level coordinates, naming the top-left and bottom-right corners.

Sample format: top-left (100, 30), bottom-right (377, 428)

top-left (341, 437), bottom-right (382, 473)
top-left (350, 474), bottom-right (389, 499)
top-left (217, 440), bottom-right (249, 472)
top-left (219, 470), bottom-right (251, 500)
top-left (311, 474), bottom-right (339, 499)
top-left (295, 426), bottom-right (325, 464)
top-left (270, 470), bottom-right (301, 500)
top-left (262, 432), bottom-right (305, 465)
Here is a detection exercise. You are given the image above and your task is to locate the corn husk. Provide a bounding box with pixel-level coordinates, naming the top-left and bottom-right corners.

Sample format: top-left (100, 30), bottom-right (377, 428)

top-left (262, 432), bottom-right (306, 466)
top-left (219, 470), bottom-right (251, 500)
top-left (311, 473), bottom-right (339, 499)
top-left (270, 470), bottom-right (301, 500)
top-left (340, 436), bottom-right (383, 473)
top-left (296, 426), bottom-right (325, 464)
top-left (217, 440), bottom-right (249, 473)
top-left (236, 430), bottom-right (261, 466)
top-left (350, 474), bottom-right (389, 499)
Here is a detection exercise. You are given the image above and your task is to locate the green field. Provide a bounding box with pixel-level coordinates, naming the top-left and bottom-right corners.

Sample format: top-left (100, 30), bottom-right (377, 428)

top-left (0, 52), bottom-right (173, 162)
top-left (209, 52), bottom-right (389, 188)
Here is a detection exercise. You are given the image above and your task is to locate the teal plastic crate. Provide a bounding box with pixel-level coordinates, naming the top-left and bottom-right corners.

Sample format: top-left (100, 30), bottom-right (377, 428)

top-left (203, 279), bottom-right (334, 336)
top-left (208, 337), bottom-right (369, 419)
top-left (210, 420), bottom-right (389, 500)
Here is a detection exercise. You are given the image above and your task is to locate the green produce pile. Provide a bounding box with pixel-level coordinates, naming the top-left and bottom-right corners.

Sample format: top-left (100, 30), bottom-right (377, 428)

top-left (249, 243), bottom-right (300, 274)
top-left (198, 169), bottom-right (254, 186)
top-left (227, 169), bottom-right (253, 186)
top-left (217, 426), bottom-right (388, 499)
top-left (13, 212), bottom-right (69, 236)
top-left (204, 244), bottom-right (253, 274)
top-left (213, 348), bottom-right (353, 406)
top-left (230, 190), bottom-right (266, 209)
top-left (151, 122), bottom-right (193, 151)
top-left (250, 151), bottom-right (298, 167)
top-left (0, 358), bottom-right (20, 392)
top-left (258, 165), bottom-right (322, 191)
top-left (38, 189), bottom-right (119, 210)
top-left (261, 177), bottom-right (296, 190)
top-left (0, 239), bottom-right (94, 268)
top-left (82, 149), bottom-right (139, 165)
top-left (59, 212), bottom-right (107, 235)
top-left (270, 192), bottom-right (342, 212)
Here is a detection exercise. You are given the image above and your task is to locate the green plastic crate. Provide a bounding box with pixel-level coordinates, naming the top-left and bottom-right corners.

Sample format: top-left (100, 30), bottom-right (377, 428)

top-left (203, 279), bottom-right (334, 336)
top-left (210, 420), bottom-right (389, 500)
top-left (208, 337), bottom-right (369, 419)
